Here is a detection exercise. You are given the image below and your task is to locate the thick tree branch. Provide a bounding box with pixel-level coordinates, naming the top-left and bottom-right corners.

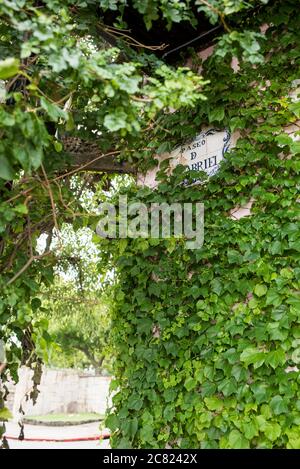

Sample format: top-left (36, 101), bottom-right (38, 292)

top-left (61, 137), bottom-right (135, 174)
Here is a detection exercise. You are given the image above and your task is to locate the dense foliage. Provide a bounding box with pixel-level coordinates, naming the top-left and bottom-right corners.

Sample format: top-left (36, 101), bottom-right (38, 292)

top-left (0, 0), bottom-right (207, 442)
top-left (0, 0), bottom-right (299, 450)
top-left (98, 1), bottom-right (300, 449)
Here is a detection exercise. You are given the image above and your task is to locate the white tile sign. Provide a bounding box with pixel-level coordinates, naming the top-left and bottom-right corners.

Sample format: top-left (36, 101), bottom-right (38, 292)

top-left (138, 128), bottom-right (233, 188)
top-left (170, 128), bottom-right (231, 177)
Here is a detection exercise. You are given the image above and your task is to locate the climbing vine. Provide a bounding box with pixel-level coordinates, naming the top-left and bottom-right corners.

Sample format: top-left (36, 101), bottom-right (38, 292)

top-left (98, 1), bottom-right (300, 449)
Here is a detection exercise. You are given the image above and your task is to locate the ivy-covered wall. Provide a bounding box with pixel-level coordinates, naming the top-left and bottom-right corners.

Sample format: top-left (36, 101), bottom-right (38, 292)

top-left (102, 4), bottom-right (300, 449)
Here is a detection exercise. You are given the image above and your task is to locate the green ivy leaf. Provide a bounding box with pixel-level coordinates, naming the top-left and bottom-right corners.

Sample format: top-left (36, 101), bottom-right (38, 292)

top-left (275, 134), bottom-right (292, 147)
top-left (228, 429), bottom-right (250, 449)
top-left (270, 396), bottom-right (288, 416)
top-left (254, 284), bottom-right (268, 297)
top-left (0, 58), bottom-right (20, 79)
top-left (127, 394), bottom-right (143, 411)
top-left (14, 204), bottom-right (28, 214)
top-left (265, 289), bottom-right (282, 307)
top-left (0, 155), bottom-right (15, 180)
top-left (240, 347), bottom-right (265, 368)
top-left (208, 107), bottom-right (225, 123)
top-left (104, 110), bottom-right (128, 132)
top-left (124, 418), bottom-right (139, 439)
top-left (227, 249), bottom-right (242, 264)
top-left (218, 378), bottom-right (237, 397)
top-left (204, 397), bottom-right (224, 411)
top-left (264, 422), bottom-right (281, 442)
top-left (243, 419), bottom-right (259, 439)
top-left (289, 101), bottom-right (300, 119)
top-left (286, 428), bottom-right (300, 449)
top-left (266, 349), bottom-right (285, 369)
top-left (163, 405), bottom-right (175, 421)
top-left (184, 376), bottom-right (197, 391)
top-left (40, 97), bottom-right (68, 122)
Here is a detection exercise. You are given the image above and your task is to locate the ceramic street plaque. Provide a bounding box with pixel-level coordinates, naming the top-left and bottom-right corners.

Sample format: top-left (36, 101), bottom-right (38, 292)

top-left (138, 128), bottom-right (234, 188)
top-left (169, 128), bottom-right (231, 177)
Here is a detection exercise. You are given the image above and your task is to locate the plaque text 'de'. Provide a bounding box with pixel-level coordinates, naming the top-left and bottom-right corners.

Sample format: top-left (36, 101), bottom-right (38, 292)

top-left (170, 128), bottom-right (231, 177)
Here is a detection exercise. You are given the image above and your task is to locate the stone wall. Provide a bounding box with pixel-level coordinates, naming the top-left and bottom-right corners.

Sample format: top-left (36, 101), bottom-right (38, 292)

top-left (7, 367), bottom-right (111, 420)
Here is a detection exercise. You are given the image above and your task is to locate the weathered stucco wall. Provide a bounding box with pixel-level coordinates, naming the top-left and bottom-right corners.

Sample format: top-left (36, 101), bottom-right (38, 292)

top-left (7, 367), bottom-right (111, 420)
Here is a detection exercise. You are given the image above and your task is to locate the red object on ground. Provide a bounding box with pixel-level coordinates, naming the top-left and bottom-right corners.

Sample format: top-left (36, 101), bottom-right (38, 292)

top-left (5, 434), bottom-right (110, 443)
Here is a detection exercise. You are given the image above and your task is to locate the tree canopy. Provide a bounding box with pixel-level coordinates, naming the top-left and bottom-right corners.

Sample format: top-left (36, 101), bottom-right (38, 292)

top-left (39, 224), bottom-right (113, 373)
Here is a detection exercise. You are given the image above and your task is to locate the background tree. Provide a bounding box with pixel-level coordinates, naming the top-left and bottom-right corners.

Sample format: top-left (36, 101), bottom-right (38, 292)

top-left (41, 278), bottom-right (112, 374)
top-left (38, 223), bottom-right (113, 374)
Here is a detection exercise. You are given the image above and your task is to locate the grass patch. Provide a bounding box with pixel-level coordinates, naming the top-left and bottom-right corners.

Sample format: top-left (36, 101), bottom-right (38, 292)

top-left (24, 413), bottom-right (104, 426)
